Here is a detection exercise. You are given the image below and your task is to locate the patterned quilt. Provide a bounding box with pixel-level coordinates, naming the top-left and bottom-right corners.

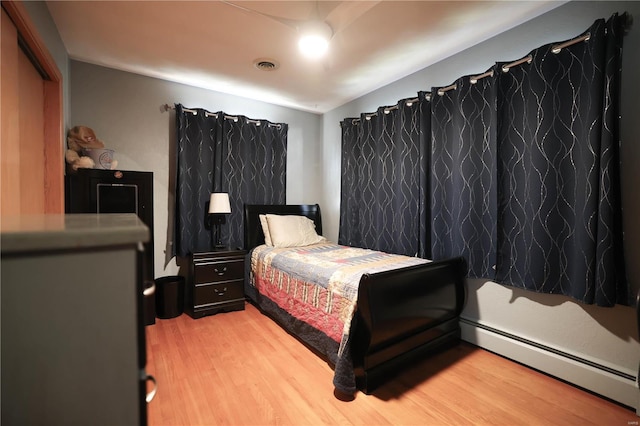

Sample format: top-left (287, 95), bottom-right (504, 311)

top-left (249, 242), bottom-right (428, 358)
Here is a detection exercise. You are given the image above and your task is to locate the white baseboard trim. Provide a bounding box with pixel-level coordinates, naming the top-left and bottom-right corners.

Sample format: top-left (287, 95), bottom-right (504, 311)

top-left (460, 318), bottom-right (639, 414)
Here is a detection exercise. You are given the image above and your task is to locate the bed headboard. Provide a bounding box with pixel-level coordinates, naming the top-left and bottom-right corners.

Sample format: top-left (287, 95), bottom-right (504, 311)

top-left (243, 204), bottom-right (322, 250)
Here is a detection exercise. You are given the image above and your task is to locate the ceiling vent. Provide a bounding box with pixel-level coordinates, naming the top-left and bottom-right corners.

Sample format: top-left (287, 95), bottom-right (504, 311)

top-left (253, 58), bottom-right (279, 71)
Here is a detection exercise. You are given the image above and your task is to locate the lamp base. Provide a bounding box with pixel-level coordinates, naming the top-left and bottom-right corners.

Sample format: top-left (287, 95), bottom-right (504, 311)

top-left (212, 220), bottom-right (227, 251)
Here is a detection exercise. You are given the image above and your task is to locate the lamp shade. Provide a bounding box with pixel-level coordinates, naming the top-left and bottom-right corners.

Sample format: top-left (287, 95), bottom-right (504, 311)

top-left (209, 193), bottom-right (231, 214)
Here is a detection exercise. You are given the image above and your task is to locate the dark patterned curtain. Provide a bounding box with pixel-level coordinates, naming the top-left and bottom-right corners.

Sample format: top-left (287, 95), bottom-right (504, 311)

top-left (338, 118), bottom-right (359, 247)
top-left (430, 73), bottom-right (498, 279)
top-left (339, 13), bottom-right (629, 305)
top-left (494, 14), bottom-right (627, 306)
top-left (174, 105), bottom-right (218, 256)
top-left (174, 105), bottom-right (287, 256)
top-left (339, 95), bottom-right (429, 257)
top-left (221, 118), bottom-right (287, 249)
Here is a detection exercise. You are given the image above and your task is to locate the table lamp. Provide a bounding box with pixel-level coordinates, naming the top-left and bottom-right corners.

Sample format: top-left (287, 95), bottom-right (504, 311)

top-left (209, 192), bottom-right (231, 250)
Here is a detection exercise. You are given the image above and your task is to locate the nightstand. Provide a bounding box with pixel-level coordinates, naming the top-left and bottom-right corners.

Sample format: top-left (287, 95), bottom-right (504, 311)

top-left (186, 249), bottom-right (246, 319)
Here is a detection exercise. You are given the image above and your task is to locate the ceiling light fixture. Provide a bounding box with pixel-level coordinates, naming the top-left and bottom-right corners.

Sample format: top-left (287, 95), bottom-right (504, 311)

top-left (297, 20), bottom-right (333, 59)
top-left (221, 1), bottom-right (340, 60)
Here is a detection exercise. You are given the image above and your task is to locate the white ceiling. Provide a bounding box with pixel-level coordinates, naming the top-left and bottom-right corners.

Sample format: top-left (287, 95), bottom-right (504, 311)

top-left (46, 1), bottom-right (564, 114)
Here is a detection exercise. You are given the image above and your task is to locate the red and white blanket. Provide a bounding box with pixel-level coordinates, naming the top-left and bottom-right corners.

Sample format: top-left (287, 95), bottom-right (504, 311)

top-left (250, 242), bottom-right (427, 356)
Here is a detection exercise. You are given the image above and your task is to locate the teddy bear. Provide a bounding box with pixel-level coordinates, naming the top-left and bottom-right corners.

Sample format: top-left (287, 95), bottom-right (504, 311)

top-left (65, 125), bottom-right (117, 171)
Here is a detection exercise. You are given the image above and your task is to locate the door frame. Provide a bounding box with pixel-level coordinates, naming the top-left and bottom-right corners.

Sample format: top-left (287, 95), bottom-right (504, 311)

top-left (2, 0), bottom-right (63, 214)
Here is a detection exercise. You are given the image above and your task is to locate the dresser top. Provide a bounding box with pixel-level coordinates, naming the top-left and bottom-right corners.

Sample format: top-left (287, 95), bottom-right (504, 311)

top-left (1, 213), bottom-right (149, 254)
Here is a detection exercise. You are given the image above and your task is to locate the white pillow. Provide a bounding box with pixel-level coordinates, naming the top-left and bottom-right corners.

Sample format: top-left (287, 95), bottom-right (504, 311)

top-left (265, 214), bottom-right (324, 247)
top-left (259, 214), bottom-right (273, 246)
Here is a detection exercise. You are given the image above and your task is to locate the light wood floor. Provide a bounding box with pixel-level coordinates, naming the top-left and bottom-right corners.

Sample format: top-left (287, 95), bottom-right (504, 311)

top-left (146, 301), bottom-right (635, 425)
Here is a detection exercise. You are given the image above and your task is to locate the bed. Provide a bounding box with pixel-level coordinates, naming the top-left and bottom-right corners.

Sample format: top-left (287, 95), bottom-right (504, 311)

top-left (243, 204), bottom-right (466, 397)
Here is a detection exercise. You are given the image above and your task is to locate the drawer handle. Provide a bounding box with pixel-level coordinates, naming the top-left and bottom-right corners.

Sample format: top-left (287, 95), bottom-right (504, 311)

top-left (143, 283), bottom-right (156, 297)
top-left (144, 374), bottom-right (157, 403)
top-left (214, 266), bottom-right (227, 276)
top-left (214, 287), bottom-right (228, 296)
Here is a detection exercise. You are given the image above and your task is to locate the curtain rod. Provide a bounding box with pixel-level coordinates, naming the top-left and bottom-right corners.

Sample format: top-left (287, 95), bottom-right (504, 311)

top-left (501, 55), bottom-right (532, 73)
top-left (342, 26), bottom-right (598, 127)
top-left (437, 84), bottom-right (457, 96)
top-left (501, 32), bottom-right (591, 73)
top-left (470, 70), bottom-right (494, 84)
top-left (162, 103), bottom-right (282, 129)
top-left (345, 96), bottom-right (426, 125)
top-left (552, 32), bottom-right (590, 54)
top-left (438, 30), bottom-right (593, 90)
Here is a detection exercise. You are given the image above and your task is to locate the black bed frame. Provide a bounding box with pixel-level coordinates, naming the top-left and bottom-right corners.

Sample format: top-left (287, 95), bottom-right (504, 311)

top-left (244, 204), bottom-right (466, 395)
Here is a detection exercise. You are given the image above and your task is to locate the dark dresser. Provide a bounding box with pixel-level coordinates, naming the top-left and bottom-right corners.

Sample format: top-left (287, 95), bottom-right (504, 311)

top-left (0, 214), bottom-right (155, 425)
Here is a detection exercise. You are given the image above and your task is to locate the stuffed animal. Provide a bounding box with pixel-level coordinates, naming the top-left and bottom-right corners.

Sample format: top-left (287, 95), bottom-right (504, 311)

top-left (65, 126), bottom-right (117, 171)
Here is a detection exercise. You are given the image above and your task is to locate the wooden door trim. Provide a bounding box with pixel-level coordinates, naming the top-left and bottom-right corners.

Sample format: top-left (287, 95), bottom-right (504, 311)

top-left (2, 1), bottom-right (61, 82)
top-left (2, 0), bottom-right (64, 213)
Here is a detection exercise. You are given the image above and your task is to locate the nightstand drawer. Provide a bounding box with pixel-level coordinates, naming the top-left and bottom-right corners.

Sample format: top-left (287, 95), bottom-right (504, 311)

top-left (194, 280), bottom-right (244, 307)
top-left (194, 258), bottom-right (244, 284)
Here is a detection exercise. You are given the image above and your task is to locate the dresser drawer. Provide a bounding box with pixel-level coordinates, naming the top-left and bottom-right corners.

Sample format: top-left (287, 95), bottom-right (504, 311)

top-left (194, 258), bottom-right (244, 284)
top-left (194, 280), bottom-right (244, 307)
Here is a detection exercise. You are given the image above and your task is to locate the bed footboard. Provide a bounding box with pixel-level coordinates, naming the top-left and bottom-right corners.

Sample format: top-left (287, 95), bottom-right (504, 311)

top-left (351, 256), bottom-right (466, 393)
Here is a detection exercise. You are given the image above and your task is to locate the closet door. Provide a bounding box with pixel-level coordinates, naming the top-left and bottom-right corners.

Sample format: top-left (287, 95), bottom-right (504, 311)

top-left (17, 29), bottom-right (46, 213)
top-left (1, 3), bottom-right (63, 216)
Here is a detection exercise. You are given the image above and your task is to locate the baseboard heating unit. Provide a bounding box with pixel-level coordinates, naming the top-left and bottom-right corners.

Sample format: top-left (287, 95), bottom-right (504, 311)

top-left (459, 318), bottom-right (639, 414)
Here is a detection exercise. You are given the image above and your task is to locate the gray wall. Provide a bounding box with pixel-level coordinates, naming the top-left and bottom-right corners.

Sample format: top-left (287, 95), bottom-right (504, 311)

top-left (322, 0), bottom-right (639, 382)
top-left (69, 61), bottom-right (323, 276)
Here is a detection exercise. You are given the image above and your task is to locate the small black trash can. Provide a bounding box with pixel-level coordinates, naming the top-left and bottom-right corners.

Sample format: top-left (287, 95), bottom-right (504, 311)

top-left (155, 276), bottom-right (185, 319)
